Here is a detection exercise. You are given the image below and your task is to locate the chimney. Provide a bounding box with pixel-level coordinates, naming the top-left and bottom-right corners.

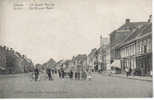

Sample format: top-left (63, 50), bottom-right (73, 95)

top-left (125, 19), bottom-right (130, 24)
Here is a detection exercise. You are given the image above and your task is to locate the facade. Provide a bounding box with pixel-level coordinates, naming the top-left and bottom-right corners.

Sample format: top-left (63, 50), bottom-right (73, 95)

top-left (0, 45), bottom-right (34, 74)
top-left (120, 22), bottom-right (152, 76)
top-left (87, 35), bottom-right (110, 72)
top-left (110, 19), bottom-right (148, 63)
top-left (72, 54), bottom-right (87, 72)
top-left (110, 15), bottom-right (152, 76)
top-left (97, 35), bottom-right (110, 71)
top-left (87, 48), bottom-right (98, 72)
top-left (104, 44), bottom-right (111, 70)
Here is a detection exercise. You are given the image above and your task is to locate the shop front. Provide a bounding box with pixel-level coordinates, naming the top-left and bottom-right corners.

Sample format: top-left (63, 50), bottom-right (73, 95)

top-left (136, 53), bottom-right (152, 76)
top-left (121, 56), bottom-right (136, 74)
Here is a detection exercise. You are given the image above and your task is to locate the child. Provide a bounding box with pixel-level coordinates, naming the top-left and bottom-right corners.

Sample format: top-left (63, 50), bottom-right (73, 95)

top-left (87, 71), bottom-right (92, 80)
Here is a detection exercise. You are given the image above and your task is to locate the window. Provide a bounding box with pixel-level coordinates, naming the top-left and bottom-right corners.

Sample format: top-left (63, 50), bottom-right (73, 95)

top-left (139, 41), bottom-right (142, 54)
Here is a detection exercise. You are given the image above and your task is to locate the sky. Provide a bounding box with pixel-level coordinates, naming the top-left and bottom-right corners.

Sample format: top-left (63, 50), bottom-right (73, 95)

top-left (0, 0), bottom-right (152, 64)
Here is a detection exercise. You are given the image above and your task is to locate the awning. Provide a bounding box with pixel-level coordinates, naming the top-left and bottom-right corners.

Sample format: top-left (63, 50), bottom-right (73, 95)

top-left (0, 66), bottom-right (6, 70)
top-left (111, 60), bottom-right (121, 69)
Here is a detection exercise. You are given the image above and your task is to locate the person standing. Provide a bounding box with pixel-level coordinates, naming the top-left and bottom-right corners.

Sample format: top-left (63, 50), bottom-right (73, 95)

top-left (69, 70), bottom-right (73, 79)
top-left (87, 71), bottom-right (92, 80)
top-left (34, 67), bottom-right (39, 81)
top-left (125, 67), bottom-right (129, 77)
top-left (129, 68), bottom-right (132, 76)
top-left (78, 72), bottom-right (80, 80)
top-left (83, 71), bottom-right (87, 80)
top-left (61, 69), bottom-right (65, 79)
top-left (141, 67), bottom-right (144, 76)
top-left (58, 70), bottom-right (61, 78)
top-left (47, 68), bottom-right (52, 80)
top-left (81, 71), bottom-right (84, 80)
top-left (75, 72), bottom-right (77, 80)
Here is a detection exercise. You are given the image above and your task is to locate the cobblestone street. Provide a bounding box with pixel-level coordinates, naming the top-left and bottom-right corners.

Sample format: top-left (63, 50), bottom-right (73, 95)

top-left (0, 73), bottom-right (152, 98)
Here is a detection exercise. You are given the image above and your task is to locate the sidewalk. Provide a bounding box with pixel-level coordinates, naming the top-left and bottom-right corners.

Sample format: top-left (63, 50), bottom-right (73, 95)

top-left (101, 71), bottom-right (152, 82)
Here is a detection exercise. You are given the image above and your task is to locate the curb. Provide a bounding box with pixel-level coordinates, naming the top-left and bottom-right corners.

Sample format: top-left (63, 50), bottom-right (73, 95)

top-left (111, 75), bottom-right (152, 82)
top-left (101, 73), bottom-right (152, 82)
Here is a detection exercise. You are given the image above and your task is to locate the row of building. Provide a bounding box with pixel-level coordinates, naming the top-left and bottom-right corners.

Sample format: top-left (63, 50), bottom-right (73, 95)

top-left (57, 15), bottom-right (152, 76)
top-left (32, 15), bottom-right (152, 77)
top-left (110, 15), bottom-right (152, 76)
top-left (52, 35), bottom-right (110, 73)
top-left (53, 54), bottom-right (87, 73)
top-left (0, 46), bottom-right (34, 74)
top-left (87, 35), bottom-right (110, 72)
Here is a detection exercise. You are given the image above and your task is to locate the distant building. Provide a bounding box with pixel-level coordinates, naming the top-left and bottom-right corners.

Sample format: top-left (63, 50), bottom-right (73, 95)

top-left (87, 35), bottom-right (110, 72)
top-left (72, 54), bottom-right (87, 72)
top-left (55, 60), bottom-right (64, 70)
top-left (100, 35), bottom-right (109, 47)
top-left (87, 48), bottom-right (98, 72)
top-left (97, 35), bottom-right (110, 71)
top-left (0, 45), bottom-right (34, 74)
top-left (0, 46), bottom-right (7, 73)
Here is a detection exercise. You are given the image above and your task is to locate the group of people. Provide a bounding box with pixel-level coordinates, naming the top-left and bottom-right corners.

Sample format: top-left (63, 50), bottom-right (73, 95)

top-left (32, 67), bottom-right (93, 82)
top-left (58, 69), bottom-right (65, 79)
top-left (58, 68), bottom-right (92, 80)
top-left (32, 67), bottom-right (54, 81)
top-left (74, 71), bottom-right (87, 80)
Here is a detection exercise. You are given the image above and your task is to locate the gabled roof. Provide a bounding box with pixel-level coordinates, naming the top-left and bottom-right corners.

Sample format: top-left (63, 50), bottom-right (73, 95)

top-left (119, 22), bottom-right (152, 48)
top-left (111, 21), bottom-right (149, 49)
top-left (137, 23), bottom-right (152, 37)
top-left (117, 22), bottom-right (148, 31)
top-left (111, 22), bottom-right (148, 49)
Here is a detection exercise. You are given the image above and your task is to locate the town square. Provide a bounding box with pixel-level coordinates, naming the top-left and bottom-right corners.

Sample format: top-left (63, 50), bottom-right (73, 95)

top-left (0, 72), bottom-right (152, 98)
top-left (0, 0), bottom-right (153, 98)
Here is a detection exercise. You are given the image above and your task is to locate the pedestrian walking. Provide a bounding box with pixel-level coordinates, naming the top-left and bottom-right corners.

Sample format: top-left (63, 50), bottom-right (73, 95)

top-left (58, 70), bottom-right (61, 78)
top-left (61, 70), bottom-right (65, 79)
top-left (125, 67), bottom-right (129, 77)
top-left (47, 68), bottom-right (52, 80)
top-left (75, 72), bottom-right (77, 80)
top-left (34, 67), bottom-right (39, 81)
top-left (129, 68), bottom-right (132, 76)
top-left (141, 67), bottom-right (144, 76)
top-left (69, 70), bottom-right (73, 79)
